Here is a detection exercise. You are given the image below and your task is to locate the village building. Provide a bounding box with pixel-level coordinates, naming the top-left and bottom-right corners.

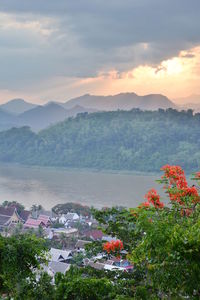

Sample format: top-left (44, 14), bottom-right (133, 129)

top-left (48, 261), bottom-right (70, 275)
top-left (50, 248), bottom-right (73, 263)
top-left (83, 229), bottom-right (103, 241)
top-left (0, 206), bottom-right (22, 230)
top-left (38, 214), bottom-right (51, 227)
top-left (24, 214), bottom-right (51, 229)
top-left (18, 210), bottom-right (31, 223)
top-left (58, 214), bottom-right (67, 224)
top-left (65, 212), bottom-right (79, 222)
top-left (49, 228), bottom-right (78, 239)
top-left (24, 218), bottom-right (46, 229)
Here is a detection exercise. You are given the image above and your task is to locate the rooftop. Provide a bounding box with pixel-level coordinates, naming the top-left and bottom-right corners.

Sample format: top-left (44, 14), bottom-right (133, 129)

top-left (0, 206), bottom-right (16, 217)
top-left (49, 261), bottom-right (70, 274)
top-left (0, 215), bottom-right (11, 226)
top-left (24, 218), bottom-right (45, 228)
top-left (50, 248), bottom-right (72, 262)
top-left (84, 230), bottom-right (103, 240)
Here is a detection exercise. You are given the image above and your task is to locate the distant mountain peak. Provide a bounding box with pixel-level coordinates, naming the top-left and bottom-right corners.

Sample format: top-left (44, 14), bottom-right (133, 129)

top-left (0, 98), bottom-right (37, 115)
top-left (5, 98), bottom-right (26, 103)
top-left (64, 92), bottom-right (176, 111)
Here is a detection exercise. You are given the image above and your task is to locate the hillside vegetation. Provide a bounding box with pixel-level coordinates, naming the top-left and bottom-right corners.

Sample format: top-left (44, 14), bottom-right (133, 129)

top-left (0, 109), bottom-right (199, 172)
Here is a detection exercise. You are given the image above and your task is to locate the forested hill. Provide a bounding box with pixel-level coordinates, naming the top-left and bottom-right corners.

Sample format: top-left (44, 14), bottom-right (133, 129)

top-left (0, 109), bottom-right (199, 173)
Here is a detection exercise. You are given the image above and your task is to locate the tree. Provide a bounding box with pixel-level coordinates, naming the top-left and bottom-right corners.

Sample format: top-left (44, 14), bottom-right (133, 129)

top-left (1, 109), bottom-right (200, 173)
top-left (54, 267), bottom-right (116, 300)
top-left (31, 204), bottom-right (43, 218)
top-left (37, 224), bottom-right (45, 238)
top-left (14, 272), bottom-right (55, 300)
top-left (13, 222), bottom-right (23, 235)
top-left (2, 200), bottom-right (25, 213)
top-left (0, 234), bottom-right (47, 298)
top-left (94, 165), bottom-right (200, 299)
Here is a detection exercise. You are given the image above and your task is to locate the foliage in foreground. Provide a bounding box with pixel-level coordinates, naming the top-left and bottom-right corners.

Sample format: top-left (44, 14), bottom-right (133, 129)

top-left (0, 234), bottom-right (47, 298)
top-left (0, 165), bottom-right (200, 299)
top-left (93, 165), bottom-right (200, 299)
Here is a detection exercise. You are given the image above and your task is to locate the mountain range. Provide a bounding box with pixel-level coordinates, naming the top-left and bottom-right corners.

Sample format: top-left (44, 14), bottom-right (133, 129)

top-left (63, 93), bottom-right (176, 111)
top-left (0, 102), bottom-right (96, 131)
top-left (0, 98), bottom-right (37, 115)
top-left (0, 92), bottom-right (176, 131)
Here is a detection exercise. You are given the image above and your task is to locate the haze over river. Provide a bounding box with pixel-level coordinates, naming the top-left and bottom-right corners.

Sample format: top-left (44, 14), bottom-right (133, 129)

top-left (0, 163), bottom-right (164, 210)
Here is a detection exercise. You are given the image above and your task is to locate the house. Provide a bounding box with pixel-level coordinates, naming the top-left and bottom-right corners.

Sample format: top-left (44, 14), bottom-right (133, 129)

top-left (19, 210), bottom-right (31, 223)
top-left (103, 258), bottom-right (133, 272)
top-left (50, 248), bottom-right (73, 263)
top-left (65, 212), bottom-right (79, 221)
top-left (104, 264), bottom-right (125, 271)
top-left (87, 261), bottom-right (105, 270)
top-left (40, 261), bottom-right (71, 283)
top-left (59, 215), bottom-right (67, 224)
top-left (24, 218), bottom-right (46, 229)
top-left (24, 214), bottom-right (51, 229)
top-left (0, 215), bottom-right (12, 229)
top-left (38, 214), bottom-right (51, 227)
top-left (50, 228), bottom-right (78, 238)
top-left (0, 206), bottom-right (22, 229)
top-left (48, 261), bottom-right (70, 275)
top-left (83, 230), bottom-right (103, 241)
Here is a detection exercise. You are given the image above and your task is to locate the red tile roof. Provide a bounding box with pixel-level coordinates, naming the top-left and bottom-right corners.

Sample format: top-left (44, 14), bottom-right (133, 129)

top-left (24, 218), bottom-right (45, 228)
top-left (84, 230), bottom-right (103, 240)
top-left (38, 215), bottom-right (51, 226)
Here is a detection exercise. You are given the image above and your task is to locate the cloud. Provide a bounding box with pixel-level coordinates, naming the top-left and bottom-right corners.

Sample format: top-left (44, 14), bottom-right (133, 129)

top-left (0, 0), bottom-right (200, 98)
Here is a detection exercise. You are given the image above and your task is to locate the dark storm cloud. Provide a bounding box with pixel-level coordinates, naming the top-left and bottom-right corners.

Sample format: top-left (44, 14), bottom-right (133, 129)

top-left (0, 0), bottom-right (200, 87)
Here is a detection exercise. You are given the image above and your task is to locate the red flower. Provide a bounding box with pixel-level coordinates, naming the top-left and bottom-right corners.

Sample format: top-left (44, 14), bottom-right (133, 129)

top-left (144, 189), bottom-right (164, 209)
top-left (138, 201), bottom-right (150, 208)
top-left (160, 165), bottom-right (200, 206)
top-left (103, 240), bottom-right (123, 254)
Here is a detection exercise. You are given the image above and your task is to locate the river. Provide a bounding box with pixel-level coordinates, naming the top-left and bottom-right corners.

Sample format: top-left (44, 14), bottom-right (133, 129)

top-left (0, 163), bottom-right (164, 210)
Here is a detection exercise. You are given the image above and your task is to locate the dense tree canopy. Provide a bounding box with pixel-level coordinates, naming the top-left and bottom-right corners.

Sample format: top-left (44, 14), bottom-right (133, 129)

top-left (0, 109), bottom-right (200, 172)
top-left (52, 202), bottom-right (92, 217)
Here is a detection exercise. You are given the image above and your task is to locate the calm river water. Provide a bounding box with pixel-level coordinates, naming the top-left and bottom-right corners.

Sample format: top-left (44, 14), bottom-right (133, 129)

top-left (0, 164), bottom-right (163, 210)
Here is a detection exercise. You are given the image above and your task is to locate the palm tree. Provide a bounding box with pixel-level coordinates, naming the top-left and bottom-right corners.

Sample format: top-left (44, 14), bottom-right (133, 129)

top-left (31, 204), bottom-right (43, 218)
top-left (31, 204), bottom-right (38, 218)
top-left (37, 205), bottom-right (43, 216)
top-left (2, 200), bottom-right (9, 207)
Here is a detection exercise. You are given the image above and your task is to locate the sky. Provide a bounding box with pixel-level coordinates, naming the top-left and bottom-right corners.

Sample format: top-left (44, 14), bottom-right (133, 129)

top-left (0, 0), bottom-right (200, 104)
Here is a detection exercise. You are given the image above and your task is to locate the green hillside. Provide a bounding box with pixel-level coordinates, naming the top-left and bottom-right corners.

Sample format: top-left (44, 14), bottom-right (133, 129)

top-left (0, 109), bottom-right (199, 172)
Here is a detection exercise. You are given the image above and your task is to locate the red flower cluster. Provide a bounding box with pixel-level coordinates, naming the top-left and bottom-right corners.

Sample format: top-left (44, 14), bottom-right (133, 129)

top-left (161, 165), bottom-right (187, 189)
top-left (138, 201), bottom-right (150, 208)
top-left (103, 240), bottom-right (123, 254)
top-left (144, 189), bottom-right (164, 209)
top-left (161, 165), bottom-right (199, 205)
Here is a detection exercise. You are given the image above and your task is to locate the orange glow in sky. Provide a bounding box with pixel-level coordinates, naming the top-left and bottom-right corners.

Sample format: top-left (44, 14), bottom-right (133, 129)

top-left (0, 46), bottom-right (200, 104)
top-left (70, 46), bottom-right (200, 103)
